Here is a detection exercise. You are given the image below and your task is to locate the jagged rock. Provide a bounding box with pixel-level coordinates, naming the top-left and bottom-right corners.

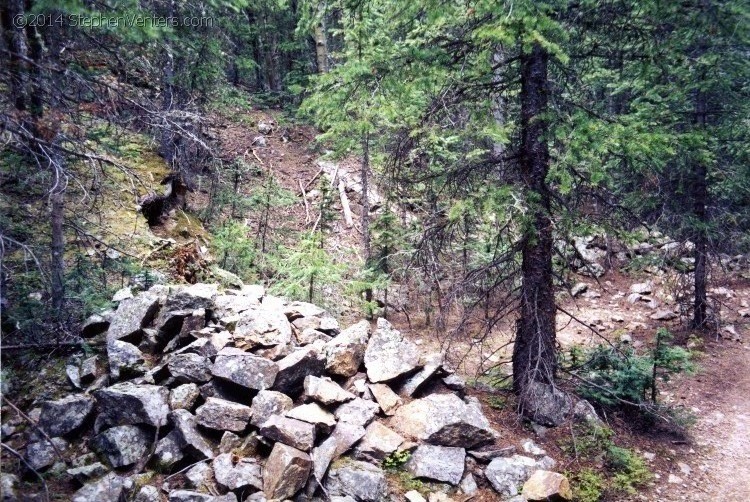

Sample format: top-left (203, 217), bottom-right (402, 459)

top-left (459, 473), bottom-right (478, 495)
top-left (400, 352), bottom-right (443, 396)
top-left (163, 283), bottom-right (218, 312)
top-left (196, 397), bottom-right (252, 432)
top-left (38, 394), bottom-right (94, 437)
top-left (390, 394), bottom-right (496, 448)
top-left (153, 430), bottom-right (185, 468)
top-left (484, 455), bottom-right (537, 497)
top-left (133, 485), bottom-right (161, 502)
top-left (81, 312), bottom-right (110, 338)
top-left (368, 384), bottom-right (402, 416)
top-left (286, 403), bottom-right (337, 435)
top-left (185, 462), bottom-right (213, 489)
top-left (67, 361), bottom-right (82, 389)
top-left (214, 294), bottom-right (258, 317)
top-left (112, 287), bottom-right (133, 302)
top-left (108, 340), bottom-right (147, 381)
top-left (250, 390), bottom-right (294, 428)
top-left (168, 353), bottom-right (212, 383)
top-left (406, 445), bottom-right (465, 485)
top-left (405, 491), bottom-right (427, 502)
top-left (213, 452), bottom-right (263, 491)
top-left (520, 381), bottom-right (573, 427)
top-left (522, 470), bottom-right (572, 501)
top-left (354, 422), bottom-right (404, 463)
top-left (263, 442), bottom-right (312, 499)
top-left (650, 309), bottom-right (678, 321)
top-left (92, 425), bottom-right (152, 468)
top-left (169, 383), bottom-right (201, 410)
top-left (95, 382), bottom-right (170, 428)
top-left (326, 460), bottom-right (387, 502)
top-left (259, 415), bottom-right (316, 451)
top-left (334, 398), bottom-right (379, 427)
top-left (363, 318), bottom-right (420, 383)
top-left (71, 473), bottom-right (127, 502)
top-left (211, 348), bottom-right (278, 391)
top-left (570, 282), bottom-right (588, 297)
top-left (630, 282), bottom-right (652, 294)
top-left (107, 293), bottom-right (160, 342)
top-left (171, 409), bottom-right (215, 459)
top-left (25, 438), bottom-right (68, 471)
top-left (467, 446), bottom-right (515, 463)
top-left (169, 490), bottom-right (237, 502)
top-left (66, 462), bottom-right (109, 483)
top-left (272, 344), bottom-right (326, 395)
top-left (1, 473), bottom-right (18, 501)
top-left (441, 374), bottom-right (466, 392)
top-left (233, 306), bottom-right (292, 349)
top-left (324, 320), bottom-right (370, 377)
top-left (309, 423), bottom-right (366, 490)
top-left (296, 328), bottom-right (333, 345)
top-left (80, 356), bottom-right (99, 385)
top-left (304, 376), bottom-right (355, 405)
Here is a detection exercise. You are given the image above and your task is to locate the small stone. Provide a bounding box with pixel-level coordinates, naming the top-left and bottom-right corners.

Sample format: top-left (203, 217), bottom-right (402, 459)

top-left (153, 430), bottom-right (185, 469)
top-left (260, 415), bottom-right (316, 451)
top-left (171, 409), bottom-right (215, 459)
top-left (133, 485), bottom-right (161, 502)
top-left (185, 461), bottom-right (213, 489)
top-left (485, 455), bottom-right (537, 497)
top-left (167, 353), bottom-right (212, 383)
top-left (263, 442), bottom-right (312, 500)
top-left (325, 320), bottom-right (371, 377)
top-left (250, 390), bottom-right (293, 428)
top-left (309, 423), bottom-right (366, 489)
top-left (196, 397), bottom-right (252, 432)
top-left (334, 398), bottom-right (380, 427)
top-left (38, 394), bottom-right (94, 437)
top-left (213, 452), bottom-right (263, 491)
top-left (571, 283), bottom-right (588, 297)
top-left (80, 356), bottom-right (99, 385)
top-left (406, 444), bottom-right (465, 485)
top-left (326, 460), bottom-right (387, 502)
top-left (441, 374), bottom-right (466, 392)
top-left (459, 473), bottom-right (478, 495)
top-left (364, 318), bottom-right (420, 383)
top-left (108, 340), bottom-right (147, 381)
top-left (169, 491), bottom-right (237, 502)
top-left (169, 383), bottom-right (200, 410)
top-left (66, 462), bottom-right (109, 483)
top-left (522, 470), bottom-right (572, 501)
top-left (71, 473), bottom-right (126, 502)
top-left (354, 422), bottom-right (405, 463)
top-left (25, 438), bottom-right (68, 471)
top-left (304, 375), bottom-right (356, 405)
top-left (211, 348), bottom-right (278, 391)
top-left (92, 425), bottom-right (151, 468)
top-left (286, 403), bottom-right (337, 435)
top-left (405, 491), bottom-right (427, 502)
top-left (368, 383), bottom-right (402, 416)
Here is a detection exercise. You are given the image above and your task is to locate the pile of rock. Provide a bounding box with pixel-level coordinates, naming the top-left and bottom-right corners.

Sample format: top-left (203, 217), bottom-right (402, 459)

top-left (11, 284), bottom-right (571, 501)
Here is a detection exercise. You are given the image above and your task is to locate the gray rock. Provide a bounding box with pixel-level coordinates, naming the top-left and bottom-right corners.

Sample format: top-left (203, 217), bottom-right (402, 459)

top-left (406, 445), bottom-right (465, 485)
top-left (66, 462), bottom-right (109, 483)
top-left (81, 312), bottom-right (111, 338)
top-left (286, 403), bottom-right (337, 435)
top-left (107, 293), bottom-right (160, 342)
top-left (92, 425), bottom-right (152, 468)
top-left (250, 390), bottom-right (294, 428)
top-left (324, 320), bottom-right (370, 377)
top-left (171, 409), bottom-right (215, 459)
top-left (25, 437), bottom-right (68, 471)
top-left (153, 430), bottom-right (185, 468)
top-left (133, 485), bottom-right (161, 502)
top-left (459, 473), bottom-right (478, 495)
top-left (196, 397), bottom-right (252, 432)
top-left (38, 394), bottom-right (94, 437)
top-left (304, 376), bottom-right (356, 405)
top-left (390, 393), bottom-right (496, 448)
top-left (211, 348), bottom-right (278, 391)
top-left (95, 382), bottom-right (170, 428)
top-left (326, 460), bottom-right (387, 502)
top-left (570, 282), bottom-right (588, 297)
top-left (441, 374), bottom-right (466, 392)
top-left (522, 470), bottom-right (572, 501)
top-left (363, 318), bottom-right (420, 383)
top-left (630, 282), bottom-right (652, 294)
top-left (484, 455), bottom-right (537, 497)
top-left (169, 383), bottom-right (201, 410)
top-left (163, 283), bottom-right (218, 312)
top-left (67, 361), bottom-right (82, 389)
top-left (233, 306), bottom-right (292, 349)
top-left (169, 490), bottom-right (237, 502)
top-left (309, 423), bottom-right (366, 491)
top-left (353, 422), bottom-right (404, 463)
top-left (263, 442), bottom-right (312, 499)
top-left (1, 473), bottom-right (18, 501)
top-left (71, 473), bottom-right (126, 502)
top-left (520, 381), bottom-right (573, 426)
top-left (259, 415), bottom-right (316, 451)
top-left (334, 398), bottom-right (379, 427)
top-left (467, 446), bottom-right (515, 463)
top-left (368, 384), bottom-right (402, 416)
top-left (108, 340), bottom-right (147, 381)
top-left (80, 356), bottom-right (100, 385)
top-left (272, 344), bottom-right (326, 395)
top-left (296, 328), bottom-right (333, 345)
top-left (168, 353), bottom-right (212, 383)
top-left (213, 452), bottom-right (263, 491)
top-left (650, 309), bottom-right (678, 321)
top-left (185, 461), bottom-right (213, 489)
top-left (399, 352), bottom-right (443, 396)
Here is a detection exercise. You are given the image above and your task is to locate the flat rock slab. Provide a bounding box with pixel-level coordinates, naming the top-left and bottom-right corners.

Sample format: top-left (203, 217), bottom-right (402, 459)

top-left (168, 353), bottom-right (212, 383)
top-left (363, 318), bottom-right (420, 383)
top-left (406, 444), bottom-right (465, 485)
top-left (196, 397), bottom-right (252, 432)
top-left (273, 344), bottom-right (326, 395)
top-left (211, 347), bottom-right (279, 391)
top-left (233, 306), bottom-right (292, 349)
top-left (38, 394), bottom-right (94, 437)
top-left (263, 442), bottom-right (312, 500)
top-left (71, 473), bottom-right (126, 502)
top-left (334, 398), bottom-right (379, 427)
top-left (260, 415), bottom-right (316, 451)
top-left (354, 422), bottom-right (404, 463)
top-left (250, 390), bottom-right (293, 428)
top-left (304, 376), bottom-right (355, 405)
top-left (107, 293), bottom-right (160, 342)
top-left (286, 403), bottom-right (337, 434)
top-left (309, 423), bottom-right (366, 489)
top-left (390, 393), bottom-right (496, 448)
top-left (326, 460), bottom-right (387, 502)
top-left (171, 409), bottom-right (215, 459)
top-left (94, 382), bottom-right (170, 428)
top-left (369, 383), bottom-right (402, 416)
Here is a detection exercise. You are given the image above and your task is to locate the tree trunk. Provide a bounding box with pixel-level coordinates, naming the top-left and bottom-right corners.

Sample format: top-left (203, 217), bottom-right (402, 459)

top-left (512, 43), bottom-right (557, 397)
top-left (50, 186), bottom-right (65, 313)
top-left (1, 0), bottom-right (30, 111)
top-left (314, 2), bottom-right (329, 73)
top-left (692, 89), bottom-right (709, 329)
top-left (362, 133), bottom-right (373, 311)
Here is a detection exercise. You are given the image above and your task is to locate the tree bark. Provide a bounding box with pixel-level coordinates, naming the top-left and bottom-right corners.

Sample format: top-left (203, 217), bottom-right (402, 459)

top-left (314, 2), bottom-right (329, 73)
top-left (512, 43), bottom-right (557, 396)
top-left (1, 0), bottom-right (30, 111)
top-left (692, 88), bottom-right (709, 329)
top-left (49, 185), bottom-right (65, 313)
top-left (362, 133), bottom-right (373, 310)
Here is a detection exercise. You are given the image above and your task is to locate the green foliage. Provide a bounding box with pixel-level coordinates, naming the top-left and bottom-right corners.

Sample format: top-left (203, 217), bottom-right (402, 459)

top-left (606, 446), bottom-right (653, 495)
top-left (567, 468), bottom-right (605, 502)
top-left (382, 450), bottom-right (411, 471)
top-left (211, 221), bottom-right (256, 280)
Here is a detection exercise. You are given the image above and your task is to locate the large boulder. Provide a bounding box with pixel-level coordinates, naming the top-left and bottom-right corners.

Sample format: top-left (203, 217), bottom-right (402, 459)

top-left (233, 306), bottom-right (292, 349)
top-left (196, 397), bottom-right (252, 432)
top-left (309, 423), bottom-right (366, 492)
top-left (325, 460), bottom-right (387, 502)
top-left (363, 318), bottom-right (420, 383)
top-left (94, 382), bottom-right (170, 428)
top-left (286, 403), bottom-right (337, 435)
top-left (25, 438), bottom-right (68, 471)
top-left (272, 344), bottom-right (326, 395)
top-left (259, 415), bottom-right (316, 451)
top-left (263, 443), bottom-right (312, 500)
top-left (522, 470), bottom-right (573, 502)
top-left (163, 283), bottom-right (218, 312)
top-left (368, 384), bottom-right (402, 416)
top-left (107, 340), bottom-right (147, 381)
top-left (304, 376), bottom-right (355, 405)
top-left (107, 293), bottom-right (160, 342)
top-left (405, 445), bottom-right (465, 485)
top-left (211, 348), bottom-right (278, 391)
top-left (91, 425), bottom-right (151, 468)
top-left (81, 312), bottom-right (111, 338)
top-left (334, 398), bottom-right (379, 427)
top-left (212, 452), bottom-right (263, 491)
top-left (399, 352), bottom-right (443, 396)
top-left (38, 394), bottom-right (94, 437)
top-left (520, 381), bottom-right (573, 426)
top-left (484, 455), bottom-right (538, 497)
top-left (353, 422), bottom-right (404, 463)
top-left (167, 353), bottom-right (212, 383)
top-left (324, 320), bottom-right (371, 377)
top-left (250, 390), bottom-right (293, 428)
top-left (169, 383), bottom-right (201, 410)
top-left (390, 394), bottom-right (496, 448)
top-left (170, 409), bottom-right (215, 459)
